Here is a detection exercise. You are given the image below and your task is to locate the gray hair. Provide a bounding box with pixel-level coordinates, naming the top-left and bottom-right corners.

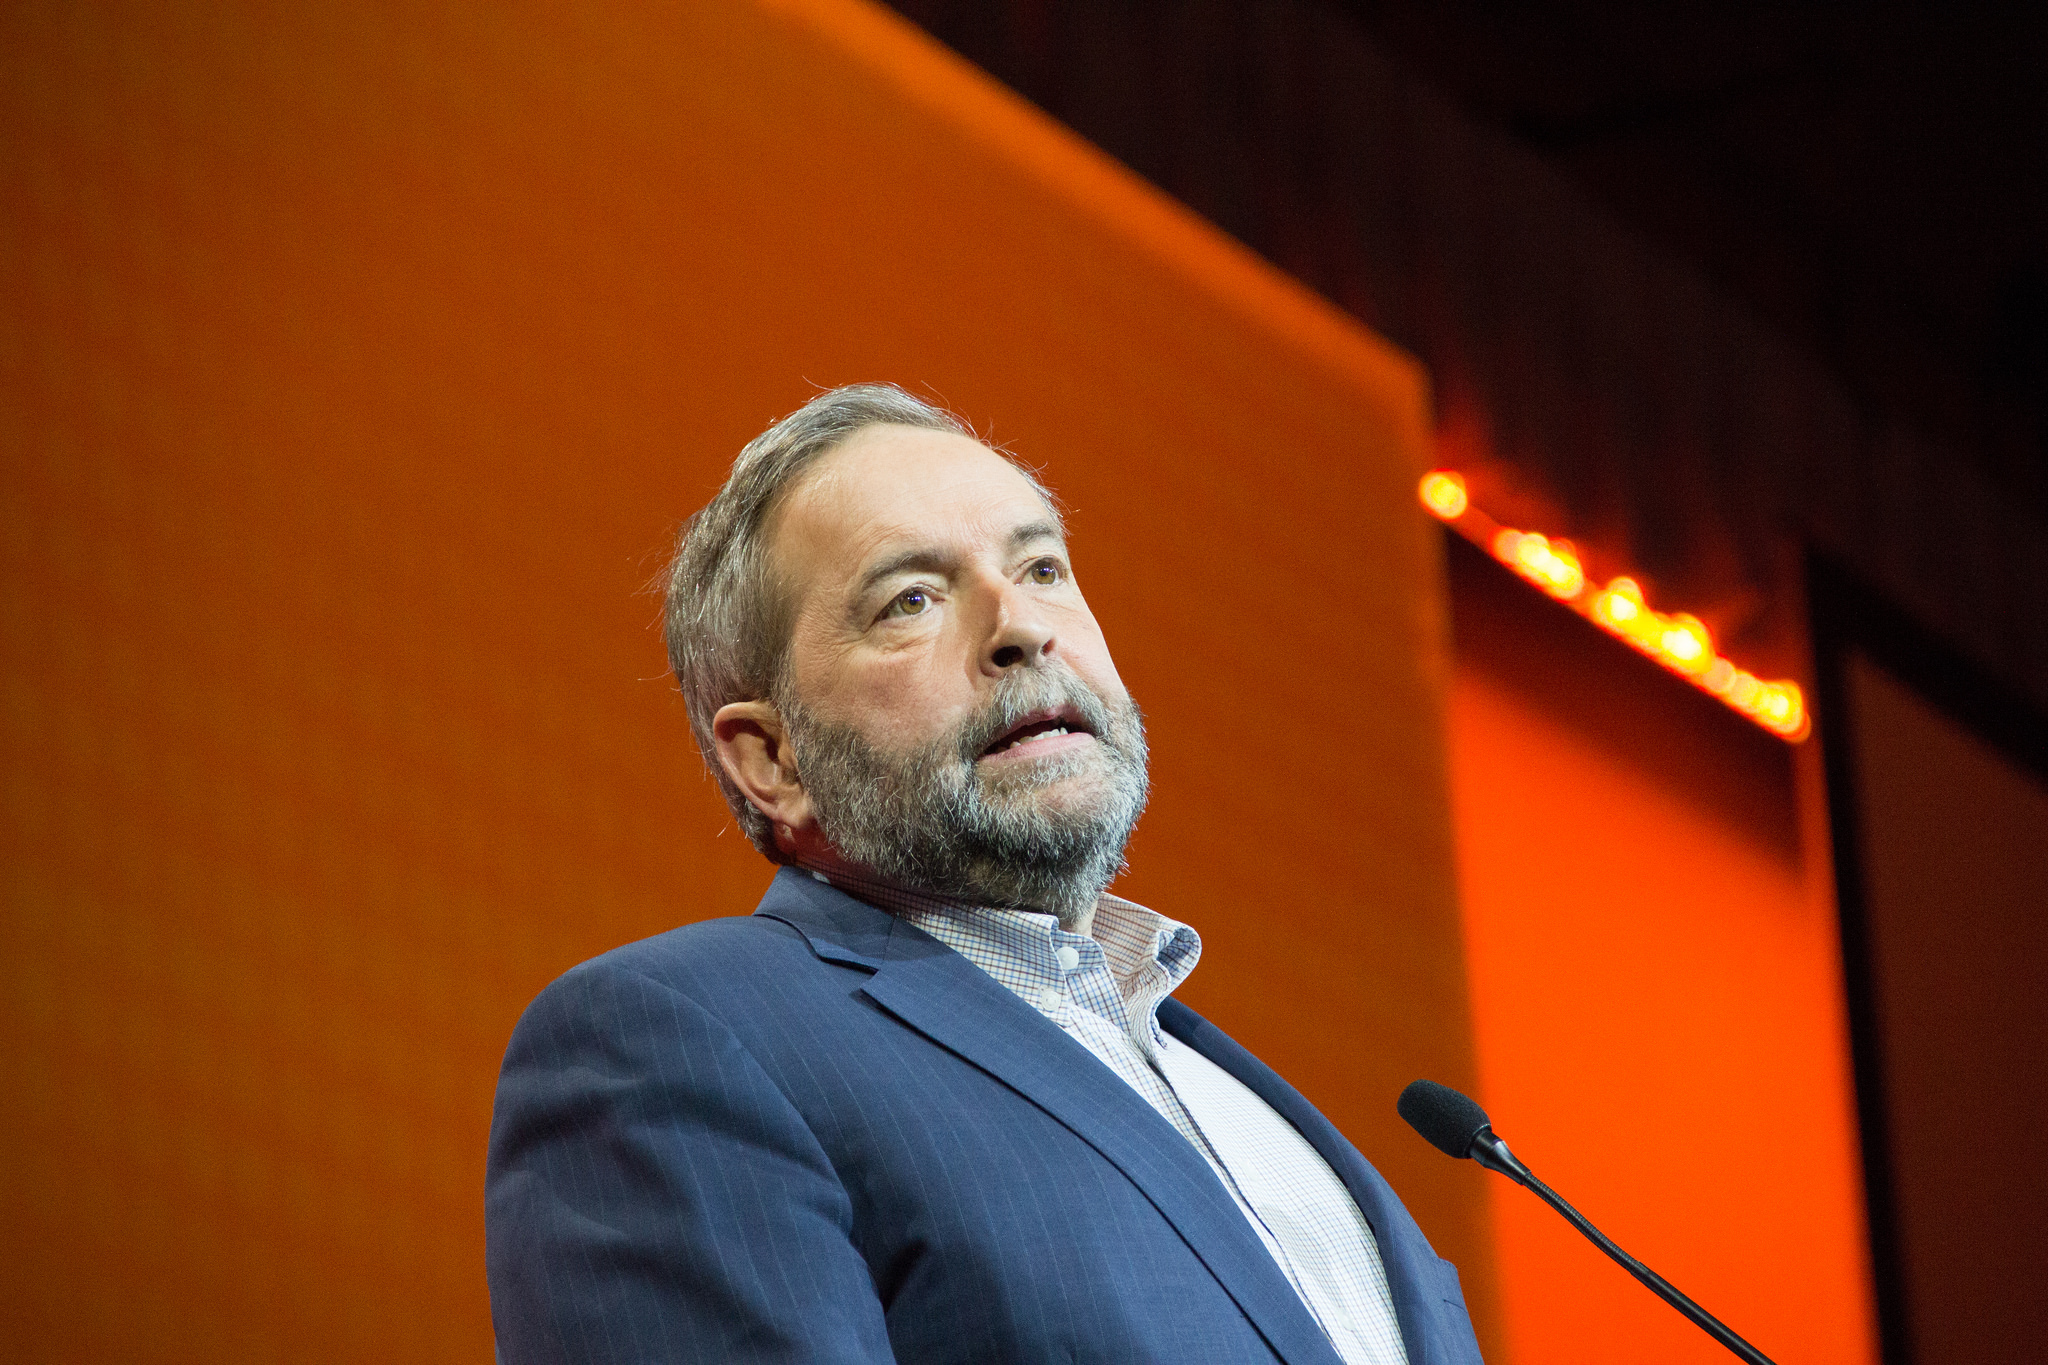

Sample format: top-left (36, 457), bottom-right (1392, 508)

top-left (663, 383), bottom-right (1057, 857)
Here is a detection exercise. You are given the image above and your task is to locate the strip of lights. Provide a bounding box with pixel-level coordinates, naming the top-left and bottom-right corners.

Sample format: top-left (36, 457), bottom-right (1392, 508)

top-left (1420, 470), bottom-right (1809, 741)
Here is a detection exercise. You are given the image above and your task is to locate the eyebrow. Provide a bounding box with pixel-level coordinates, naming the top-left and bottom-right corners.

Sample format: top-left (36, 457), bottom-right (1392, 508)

top-left (1007, 519), bottom-right (1066, 553)
top-left (849, 519), bottom-right (1069, 610)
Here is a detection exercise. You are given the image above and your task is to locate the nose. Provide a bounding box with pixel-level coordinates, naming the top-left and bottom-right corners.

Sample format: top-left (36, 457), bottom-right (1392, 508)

top-left (984, 580), bottom-right (1055, 673)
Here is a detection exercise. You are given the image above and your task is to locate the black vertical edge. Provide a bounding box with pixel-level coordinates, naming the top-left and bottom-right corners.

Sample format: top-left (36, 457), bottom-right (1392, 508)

top-left (1805, 550), bottom-right (1913, 1365)
top-left (1809, 549), bottom-right (2048, 1365)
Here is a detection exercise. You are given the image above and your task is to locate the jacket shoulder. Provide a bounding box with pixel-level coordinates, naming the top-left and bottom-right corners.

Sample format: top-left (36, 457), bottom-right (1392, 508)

top-left (519, 911), bottom-right (826, 1026)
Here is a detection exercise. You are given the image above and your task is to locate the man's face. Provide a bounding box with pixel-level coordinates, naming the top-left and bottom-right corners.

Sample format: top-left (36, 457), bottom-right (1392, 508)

top-left (762, 423), bottom-right (1146, 918)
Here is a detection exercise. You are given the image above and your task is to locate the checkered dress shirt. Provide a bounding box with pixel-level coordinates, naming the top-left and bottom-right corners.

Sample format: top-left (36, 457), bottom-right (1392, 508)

top-left (799, 864), bottom-right (1409, 1365)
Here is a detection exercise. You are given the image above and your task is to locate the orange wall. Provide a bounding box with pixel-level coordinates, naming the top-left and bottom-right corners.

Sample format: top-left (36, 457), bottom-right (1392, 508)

top-left (1446, 541), bottom-right (1876, 1364)
top-left (0, 1), bottom-right (1487, 1359)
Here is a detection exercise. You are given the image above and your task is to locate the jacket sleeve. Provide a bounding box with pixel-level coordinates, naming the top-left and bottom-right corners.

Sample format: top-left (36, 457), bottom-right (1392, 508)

top-left (485, 957), bottom-right (897, 1364)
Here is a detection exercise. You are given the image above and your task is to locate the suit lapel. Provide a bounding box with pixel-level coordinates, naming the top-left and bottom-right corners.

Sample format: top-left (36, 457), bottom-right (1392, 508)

top-left (755, 871), bottom-right (1342, 1365)
top-left (1159, 999), bottom-right (1460, 1365)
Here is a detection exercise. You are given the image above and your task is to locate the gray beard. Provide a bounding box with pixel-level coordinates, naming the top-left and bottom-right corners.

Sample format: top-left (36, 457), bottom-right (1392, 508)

top-left (780, 667), bottom-right (1149, 928)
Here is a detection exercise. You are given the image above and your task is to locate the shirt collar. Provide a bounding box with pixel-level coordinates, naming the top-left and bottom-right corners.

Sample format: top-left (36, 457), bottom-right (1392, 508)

top-left (792, 859), bottom-right (1202, 1036)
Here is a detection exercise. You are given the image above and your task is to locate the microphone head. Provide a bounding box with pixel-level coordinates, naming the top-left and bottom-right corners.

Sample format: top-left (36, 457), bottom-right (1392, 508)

top-left (1398, 1079), bottom-right (1494, 1159)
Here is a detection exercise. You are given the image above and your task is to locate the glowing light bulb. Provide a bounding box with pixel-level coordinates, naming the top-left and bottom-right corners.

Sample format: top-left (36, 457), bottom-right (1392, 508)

top-left (1419, 470), bottom-right (1468, 520)
top-left (1495, 530), bottom-right (1584, 599)
top-left (1542, 539), bottom-right (1585, 598)
top-left (1757, 684), bottom-right (1801, 730)
top-left (1593, 577), bottom-right (1643, 628)
top-left (1657, 614), bottom-right (1713, 673)
top-left (1769, 685), bottom-right (1809, 738)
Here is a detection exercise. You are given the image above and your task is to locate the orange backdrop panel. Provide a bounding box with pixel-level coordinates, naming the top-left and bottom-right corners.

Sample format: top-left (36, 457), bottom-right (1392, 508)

top-left (0, 0), bottom-right (1486, 1359)
top-left (1446, 545), bottom-right (1875, 1365)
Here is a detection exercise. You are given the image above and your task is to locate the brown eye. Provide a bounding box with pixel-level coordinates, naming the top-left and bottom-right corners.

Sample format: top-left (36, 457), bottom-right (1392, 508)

top-left (1029, 559), bottom-right (1062, 585)
top-left (889, 587), bottom-right (930, 617)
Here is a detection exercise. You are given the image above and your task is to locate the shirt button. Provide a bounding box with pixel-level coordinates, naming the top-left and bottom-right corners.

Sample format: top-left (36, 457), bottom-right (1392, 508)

top-left (1037, 985), bottom-right (1063, 1010)
top-left (1055, 945), bottom-right (1081, 972)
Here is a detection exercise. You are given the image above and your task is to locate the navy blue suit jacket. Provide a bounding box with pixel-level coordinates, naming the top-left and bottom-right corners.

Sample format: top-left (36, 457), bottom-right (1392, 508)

top-left (487, 868), bottom-right (1485, 1364)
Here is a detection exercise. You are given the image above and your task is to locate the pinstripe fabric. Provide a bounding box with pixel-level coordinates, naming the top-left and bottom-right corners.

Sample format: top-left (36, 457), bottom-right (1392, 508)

top-left (486, 868), bottom-right (1488, 1365)
top-left (802, 865), bottom-right (1408, 1365)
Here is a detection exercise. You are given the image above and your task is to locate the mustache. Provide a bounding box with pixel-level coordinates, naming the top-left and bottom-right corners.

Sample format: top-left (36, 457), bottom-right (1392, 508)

top-left (949, 667), bottom-right (1119, 763)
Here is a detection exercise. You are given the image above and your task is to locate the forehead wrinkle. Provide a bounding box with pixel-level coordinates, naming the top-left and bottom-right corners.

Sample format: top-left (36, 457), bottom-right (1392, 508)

top-left (848, 501), bottom-right (1063, 587)
top-left (777, 434), bottom-right (1067, 630)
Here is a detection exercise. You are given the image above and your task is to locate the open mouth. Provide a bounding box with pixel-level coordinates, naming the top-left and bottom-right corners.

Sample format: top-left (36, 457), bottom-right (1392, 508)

top-left (980, 706), bottom-right (1097, 760)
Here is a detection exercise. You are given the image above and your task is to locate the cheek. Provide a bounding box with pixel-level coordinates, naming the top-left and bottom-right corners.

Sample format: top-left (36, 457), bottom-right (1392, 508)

top-left (1060, 607), bottom-right (1127, 693)
top-left (805, 642), bottom-right (979, 745)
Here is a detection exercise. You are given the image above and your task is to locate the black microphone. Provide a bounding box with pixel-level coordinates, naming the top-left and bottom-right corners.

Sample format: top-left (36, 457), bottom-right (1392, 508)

top-left (1397, 1079), bottom-right (1777, 1365)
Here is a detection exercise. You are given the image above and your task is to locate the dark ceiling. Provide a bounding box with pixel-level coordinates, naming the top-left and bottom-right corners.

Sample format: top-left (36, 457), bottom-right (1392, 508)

top-left (1333, 0), bottom-right (2048, 513)
top-left (891, 0), bottom-right (2048, 519)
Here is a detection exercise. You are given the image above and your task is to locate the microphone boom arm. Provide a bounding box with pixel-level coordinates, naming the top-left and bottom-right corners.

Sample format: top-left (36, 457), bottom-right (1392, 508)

top-left (1470, 1127), bottom-right (1778, 1365)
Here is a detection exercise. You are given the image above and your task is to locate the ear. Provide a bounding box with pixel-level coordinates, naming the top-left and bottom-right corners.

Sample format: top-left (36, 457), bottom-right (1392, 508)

top-left (712, 700), bottom-right (818, 848)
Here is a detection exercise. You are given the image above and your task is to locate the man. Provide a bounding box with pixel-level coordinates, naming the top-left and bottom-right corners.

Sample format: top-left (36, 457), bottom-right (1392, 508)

top-left (485, 385), bottom-right (1486, 1364)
